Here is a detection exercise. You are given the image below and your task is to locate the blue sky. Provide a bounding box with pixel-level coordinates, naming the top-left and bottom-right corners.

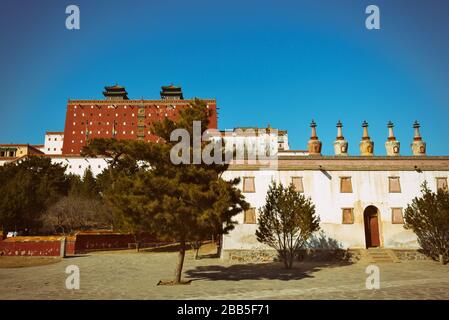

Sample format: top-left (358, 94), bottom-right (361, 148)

top-left (0, 0), bottom-right (448, 155)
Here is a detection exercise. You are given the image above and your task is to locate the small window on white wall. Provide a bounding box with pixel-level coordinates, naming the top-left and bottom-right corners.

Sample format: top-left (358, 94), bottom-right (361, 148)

top-left (243, 177), bottom-right (255, 193)
top-left (342, 208), bottom-right (354, 224)
top-left (291, 177), bottom-right (304, 193)
top-left (392, 208), bottom-right (404, 224)
top-left (340, 177), bottom-right (353, 193)
top-left (244, 208), bottom-right (256, 224)
top-left (389, 177), bottom-right (401, 193)
top-left (436, 178), bottom-right (448, 192)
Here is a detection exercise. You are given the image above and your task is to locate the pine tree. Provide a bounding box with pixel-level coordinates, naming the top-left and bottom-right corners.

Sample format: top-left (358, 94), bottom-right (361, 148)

top-left (256, 181), bottom-right (320, 269)
top-left (0, 157), bottom-right (69, 237)
top-left (83, 99), bottom-right (248, 283)
top-left (404, 182), bottom-right (449, 264)
top-left (81, 168), bottom-right (98, 199)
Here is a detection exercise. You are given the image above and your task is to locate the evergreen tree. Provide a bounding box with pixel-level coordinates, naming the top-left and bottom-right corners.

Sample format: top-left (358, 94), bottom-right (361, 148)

top-left (404, 182), bottom-right (449, 264)
top-left (81, 168), bottom-right (98, 199)
top-left (67, 174), bottom-right (83, 197)
top-left (0, 157), bottom-right (69, 237)
top-left (256, 181), bottom-right (320, 269)
top-left (83, 99), bottom-right (248, 283)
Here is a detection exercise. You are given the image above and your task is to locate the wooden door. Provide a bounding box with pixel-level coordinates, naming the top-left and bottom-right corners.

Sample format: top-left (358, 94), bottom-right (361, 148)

top-left (364, 206), bottom-right (380, 248)
top-left (369, 215), bottom-right (380, 247)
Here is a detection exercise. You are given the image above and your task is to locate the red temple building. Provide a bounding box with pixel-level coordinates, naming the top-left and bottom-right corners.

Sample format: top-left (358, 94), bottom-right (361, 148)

top-left (62, 85), bottom-right (218, 155)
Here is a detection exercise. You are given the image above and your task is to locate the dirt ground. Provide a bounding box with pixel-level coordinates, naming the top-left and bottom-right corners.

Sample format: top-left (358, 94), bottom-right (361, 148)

top-left (0, 256), bottom-right (62, 268)
top-left (0, 241), bottom-right (216, 267)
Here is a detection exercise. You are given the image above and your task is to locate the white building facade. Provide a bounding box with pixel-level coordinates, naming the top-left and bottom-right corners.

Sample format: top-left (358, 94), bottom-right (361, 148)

top-left (43, 132), bottom-right (64, 155)
top-left (221, 156), bottom-right (449, 259)
top-left (209, 126), bottom-right (291, 160)
top-left (49, 156), bottom-right (110, 176)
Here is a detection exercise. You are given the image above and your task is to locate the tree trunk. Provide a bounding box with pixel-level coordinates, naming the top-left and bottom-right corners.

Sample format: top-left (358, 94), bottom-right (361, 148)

top-left (174, 240), bottom-right (186, 284)
top-left (439, 254), bottom-right (444, 265)
top-left (215, 234), bottom-right (222, 257)
top-left (281, 250), bottom-right (289, 269)
top-left (134, 234), bottom-right (140, 252)
top-left (287, 250), bottom-right (294, 269)
top-left (195, 246), bottom-right (200, 260)
top-left (216, 234), bottom-right (221, 256)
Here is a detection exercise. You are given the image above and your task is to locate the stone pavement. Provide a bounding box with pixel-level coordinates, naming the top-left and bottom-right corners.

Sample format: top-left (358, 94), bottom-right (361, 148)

top-left (0, 250), bottom-right (448, 299)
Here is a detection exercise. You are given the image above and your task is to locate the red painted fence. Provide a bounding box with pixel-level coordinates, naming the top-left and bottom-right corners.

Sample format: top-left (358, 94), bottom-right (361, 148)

top-left (0, 236), bottom-right (75, 256)
top-left (0, 231), bottom-right (158, 256)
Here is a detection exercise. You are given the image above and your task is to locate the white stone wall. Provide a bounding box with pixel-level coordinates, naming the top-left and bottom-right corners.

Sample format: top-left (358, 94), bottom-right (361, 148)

top-left (50, 157), bottom-right (110, 177)
top-left (43, 133), bottom-right (64, 155)
top-left (221, 169), bottom-right (449, 251)
top-left (0, 156), bottom-right (109, 177)
top-left (212, 128), bottom-right (290, 156)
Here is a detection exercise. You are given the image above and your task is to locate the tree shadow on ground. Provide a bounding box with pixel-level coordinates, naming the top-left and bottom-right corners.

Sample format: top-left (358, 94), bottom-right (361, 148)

top-left (185, 260), bottom-right (351, 282)
top-left (141, 242), bottom-right (181, 253)
top-left (141, 241), bottom-right (216, 255)
top-left (64, 254), bottom-right (90, 258)
top-left (199, 252), bottom-right (220, 259)
top-left (306, 231), bottom-right (343, 250)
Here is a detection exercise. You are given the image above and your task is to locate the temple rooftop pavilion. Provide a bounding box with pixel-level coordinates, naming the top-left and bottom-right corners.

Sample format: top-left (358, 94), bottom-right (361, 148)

top-left (103, 84), bottom-right (129, 100)
top-left (160, 84), bottom-right (183, 100)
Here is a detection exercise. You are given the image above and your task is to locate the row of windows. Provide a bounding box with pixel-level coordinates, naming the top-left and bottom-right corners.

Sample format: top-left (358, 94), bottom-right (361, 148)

top-left (71, 120), bottom-right (165, 127)
top-left (67, 164), bottom-right (103, 170)
top-left (74, 121), bottom-right (135, 126)
top-left (241, 176), bottom-right (449, 193)
top-left (48, 137), bottom-right (63, 141)
top-left (0, 150), bottom-right (17, 157)
top-left (73, 105), bottom-right (179, 110)
top-left (243, 207), bottom-right (405, 225)
top-left (74, 112), bottom-right (171, 118)
top-left (71, 130), bottom-right (136, 135)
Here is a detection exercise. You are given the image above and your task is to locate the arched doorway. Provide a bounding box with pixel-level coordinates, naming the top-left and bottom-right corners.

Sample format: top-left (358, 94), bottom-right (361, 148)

top-left (364, 206), bottom-right (380, 248)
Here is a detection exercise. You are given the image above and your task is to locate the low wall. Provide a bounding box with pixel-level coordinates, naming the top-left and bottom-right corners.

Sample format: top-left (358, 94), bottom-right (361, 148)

top-left (0, 232), bottom-right (153, 256)
top-left (0, 236), bottom-right (75, 257)
top-left (74, 233), bottom-right (135, 253)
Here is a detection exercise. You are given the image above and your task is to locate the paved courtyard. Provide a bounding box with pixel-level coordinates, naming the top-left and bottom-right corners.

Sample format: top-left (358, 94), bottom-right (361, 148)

top-left (0, 249), bottom-right (448, 299)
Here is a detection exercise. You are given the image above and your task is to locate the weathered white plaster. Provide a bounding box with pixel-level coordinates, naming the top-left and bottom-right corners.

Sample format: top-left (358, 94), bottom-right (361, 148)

top-left (222, 169), bottom-right (449, 251)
